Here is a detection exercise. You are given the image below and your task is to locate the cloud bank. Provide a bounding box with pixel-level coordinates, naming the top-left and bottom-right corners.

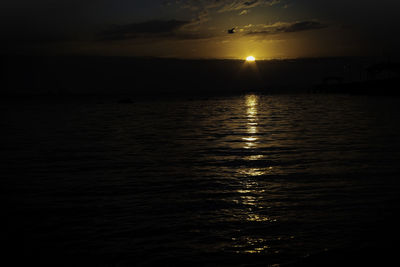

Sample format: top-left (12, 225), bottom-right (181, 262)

top-left (99, 20), bottom-right (211, 41)
top-left (169, 0), bottom-right (280, 12)
top-left (245, 21), bottom-right (327, 35)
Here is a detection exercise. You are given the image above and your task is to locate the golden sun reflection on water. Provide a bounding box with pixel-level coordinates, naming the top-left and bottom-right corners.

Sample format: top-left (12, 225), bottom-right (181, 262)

top-left (238, 168), bottom-right (267, 177)
top-left (240, 96), bottom-right (275, 177)
top-left (234, 95), bottom-right (278, 254)
top-left (246, 155), bottom-right (264, 161)
top-left (243, 95), bottom-right (259, 150)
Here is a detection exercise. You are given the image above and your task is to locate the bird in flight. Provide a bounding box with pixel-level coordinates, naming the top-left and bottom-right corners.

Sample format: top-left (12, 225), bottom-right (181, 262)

top-left (228, 28), bottom-right (236, 34)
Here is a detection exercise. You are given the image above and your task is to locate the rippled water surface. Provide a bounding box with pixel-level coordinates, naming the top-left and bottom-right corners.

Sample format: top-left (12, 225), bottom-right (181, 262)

top-left (3, 94), bottom-right (400, 266)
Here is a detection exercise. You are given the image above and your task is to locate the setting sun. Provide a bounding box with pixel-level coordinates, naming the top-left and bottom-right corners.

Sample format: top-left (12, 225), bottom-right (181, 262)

top-left (246, 56), bottom-right (256, 62)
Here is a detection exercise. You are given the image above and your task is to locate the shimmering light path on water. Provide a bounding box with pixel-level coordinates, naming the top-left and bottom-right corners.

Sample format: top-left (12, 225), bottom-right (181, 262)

top-left (2, 94), bottom-right (400, 266)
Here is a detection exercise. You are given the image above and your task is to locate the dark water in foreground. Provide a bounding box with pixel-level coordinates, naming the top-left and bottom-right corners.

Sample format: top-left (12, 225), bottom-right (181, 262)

top-left (2, 94), bottom-right (400, 266)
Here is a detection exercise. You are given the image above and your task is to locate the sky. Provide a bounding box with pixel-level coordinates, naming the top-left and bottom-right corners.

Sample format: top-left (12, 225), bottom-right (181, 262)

top-left (1, 0), bottom-right (400, 59)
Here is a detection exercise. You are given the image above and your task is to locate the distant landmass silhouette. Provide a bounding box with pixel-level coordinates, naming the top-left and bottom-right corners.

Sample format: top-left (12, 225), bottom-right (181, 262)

top-left (314, 62), bottom-right (400, 95)
top-left (1, 56), bottom-right (398, 96)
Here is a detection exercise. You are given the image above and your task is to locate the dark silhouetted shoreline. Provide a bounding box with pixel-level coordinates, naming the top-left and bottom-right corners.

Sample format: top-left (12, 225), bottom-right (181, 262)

top-left (3, 56), bottom-right (397, 97)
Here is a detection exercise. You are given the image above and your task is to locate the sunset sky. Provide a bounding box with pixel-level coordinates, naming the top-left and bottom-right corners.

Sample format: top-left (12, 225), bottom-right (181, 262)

top-left (1, 0), bottom-right (400, 59)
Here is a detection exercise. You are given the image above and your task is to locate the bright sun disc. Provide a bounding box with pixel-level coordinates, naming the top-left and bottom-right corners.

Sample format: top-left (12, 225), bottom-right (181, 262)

top-left (246, 56), bottom-right (256, 62)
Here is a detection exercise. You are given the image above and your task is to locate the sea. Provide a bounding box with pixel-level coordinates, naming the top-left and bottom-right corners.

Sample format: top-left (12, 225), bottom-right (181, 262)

top-left (2, 94), bottom-right (400, 266)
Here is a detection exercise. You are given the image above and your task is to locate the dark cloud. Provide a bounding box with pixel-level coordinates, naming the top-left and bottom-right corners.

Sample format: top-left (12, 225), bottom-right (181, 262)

top-left (99, 20), bottom-right (190, 40)
top-left (98, 20), bottom-right (212, 41)
top-left (283, 21), bottom-right (327, 33)
top-left (246, 21), bottom-right (327, 35)
top-left (170, 0), bottom-right (279, 13)
top-left (218, 0), bottom-right (279, 12)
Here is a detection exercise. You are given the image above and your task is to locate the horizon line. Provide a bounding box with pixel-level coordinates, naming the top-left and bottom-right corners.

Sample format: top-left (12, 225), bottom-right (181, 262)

top-left (0, 54), bottom-right (387, 62)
